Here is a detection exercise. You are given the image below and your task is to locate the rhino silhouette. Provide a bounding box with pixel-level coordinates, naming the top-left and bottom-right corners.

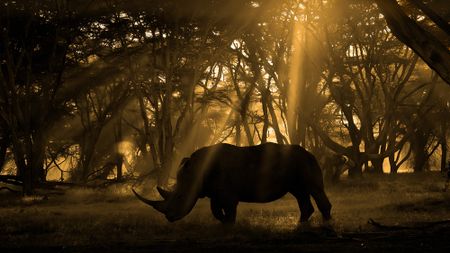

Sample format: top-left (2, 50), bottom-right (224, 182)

top-left (133, 143), bottom-right (332, 224)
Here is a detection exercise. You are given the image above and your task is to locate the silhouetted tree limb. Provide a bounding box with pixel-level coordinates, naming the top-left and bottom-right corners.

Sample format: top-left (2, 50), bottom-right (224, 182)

top-left (407, 0), bottom-right (450, 36)
top-left (375, 0), bottom-right (450, 84)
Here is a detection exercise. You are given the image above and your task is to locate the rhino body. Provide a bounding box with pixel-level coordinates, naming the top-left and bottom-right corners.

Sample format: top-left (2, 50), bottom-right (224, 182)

top-left (133, 143), bottom-right (332, 224)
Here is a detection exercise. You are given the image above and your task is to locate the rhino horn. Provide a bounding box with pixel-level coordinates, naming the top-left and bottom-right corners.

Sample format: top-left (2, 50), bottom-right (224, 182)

top-left (132, 189), bottom-right (166, 213)
top-left (157, 186), bottom-right (173, 199)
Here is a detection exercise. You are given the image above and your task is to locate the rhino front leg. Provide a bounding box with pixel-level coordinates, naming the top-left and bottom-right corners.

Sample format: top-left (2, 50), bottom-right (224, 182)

top-left (222, 201), bottom-right (238, 224)
top-left (210, 197), bottom-right (226, 223)
top-left (210, 197), bottom-right (238, 224)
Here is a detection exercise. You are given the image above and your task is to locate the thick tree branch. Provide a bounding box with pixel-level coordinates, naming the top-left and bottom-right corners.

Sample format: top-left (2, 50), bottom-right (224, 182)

top-left (407, 0), bottom-right (450, 36)
top-left (375, 0), bottom-right (450, 84)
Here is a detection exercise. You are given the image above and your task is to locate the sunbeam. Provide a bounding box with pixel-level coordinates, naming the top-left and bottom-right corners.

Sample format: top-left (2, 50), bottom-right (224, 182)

top-left (287, 10), bottom-right (306, 144)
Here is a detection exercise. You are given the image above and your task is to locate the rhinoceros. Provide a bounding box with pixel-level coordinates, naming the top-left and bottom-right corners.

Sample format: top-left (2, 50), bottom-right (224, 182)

top-left (133, 142), bottom-right (332, 224)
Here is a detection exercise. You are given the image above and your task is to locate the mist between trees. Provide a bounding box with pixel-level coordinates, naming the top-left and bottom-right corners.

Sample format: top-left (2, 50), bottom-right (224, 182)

top-left (0, 0), bottom-right (449, 194)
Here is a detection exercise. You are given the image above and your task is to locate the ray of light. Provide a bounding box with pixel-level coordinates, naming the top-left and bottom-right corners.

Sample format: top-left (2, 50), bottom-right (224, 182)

top-left (287, 12), bottom-right (305, 144)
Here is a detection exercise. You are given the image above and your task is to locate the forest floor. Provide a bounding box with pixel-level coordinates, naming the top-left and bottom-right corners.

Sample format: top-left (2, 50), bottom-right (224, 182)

top-left (1, 172), bottom-right (450, 253)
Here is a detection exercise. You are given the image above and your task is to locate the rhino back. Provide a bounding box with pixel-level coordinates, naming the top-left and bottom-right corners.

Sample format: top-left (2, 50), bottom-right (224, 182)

top-left (197, 143), bottom-right (322, 203)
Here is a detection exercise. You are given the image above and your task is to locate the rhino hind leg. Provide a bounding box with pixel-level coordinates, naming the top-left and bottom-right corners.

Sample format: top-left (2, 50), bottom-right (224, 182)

top-left (292, 191), bottom-right (315, 222)
top-left (310, 189), bottom-right (332, 221)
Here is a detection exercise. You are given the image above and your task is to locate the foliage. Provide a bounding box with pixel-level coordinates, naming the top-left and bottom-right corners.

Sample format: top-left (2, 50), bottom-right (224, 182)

top-left (0, 0), bottom-right (448, 193)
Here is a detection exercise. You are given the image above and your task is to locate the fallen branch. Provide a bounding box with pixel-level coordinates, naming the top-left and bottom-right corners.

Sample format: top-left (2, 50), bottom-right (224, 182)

top-left (0, 186), bottom-right (21, 194)
top-left (368, 218), bottom-right (450, 230)
top-left (0, 175), bottom-right (23, 186)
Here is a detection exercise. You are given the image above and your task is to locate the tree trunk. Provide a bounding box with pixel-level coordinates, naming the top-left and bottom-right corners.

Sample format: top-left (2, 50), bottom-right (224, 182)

top-left (411, 137), bottom-right (428, 172)
top-left (77, 123), bottom-right (104, 182)
top-left (116, 155), bottom-right (123, 182)
top-left (235, 113), bottom-right (241, 146)
top-left (348, 150), bottom-right (364, 177)
top-left (389, 154), bottom-right (398, 174)
top-left (266, 94), bottom-right (285, 144)
top-left (440, 119), bottom-right (448, 173)
top-left (158, 74), bottom-right (174, 186)
top-left (137, 92), bottom-right (160, 171)
top-left (260, 90), bottom-right (269, 143)
top-left (440, 137), bottom-right (447, 173)
top-left (241, 114), bottom-right (254, 146)
top-left (371, 158), bottom-right (384, 174)
top-left (12, 139), bottom-right (45, 195)
top-left (114, 117), bottom-right (124, 182)
top-left (348, 161), bottom-right (363, 178)
top-left (441, 141), bottom-right (447, 173)
top-left (0, 135), bottom-right (10, 174)
top-left (31, 132), bottom-right (46, 183)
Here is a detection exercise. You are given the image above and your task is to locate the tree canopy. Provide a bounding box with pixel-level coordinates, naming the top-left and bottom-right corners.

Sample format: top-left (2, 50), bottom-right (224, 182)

top-left (0, 0), bottom-right (449, 194)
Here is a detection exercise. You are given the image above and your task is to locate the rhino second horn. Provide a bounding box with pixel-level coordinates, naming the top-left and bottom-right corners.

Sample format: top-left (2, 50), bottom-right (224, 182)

top-left (157, 186), bottom-right (173, 199)
top-left (132, 189), bottom-right (166, 213)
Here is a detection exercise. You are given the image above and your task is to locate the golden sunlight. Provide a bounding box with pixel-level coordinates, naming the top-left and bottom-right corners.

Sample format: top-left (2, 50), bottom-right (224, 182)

top-left (287, 13), bottom-right (305, 143)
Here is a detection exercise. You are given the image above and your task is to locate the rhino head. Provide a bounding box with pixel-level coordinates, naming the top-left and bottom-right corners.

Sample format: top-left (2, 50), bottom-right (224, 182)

top-left (132, 158), bottom-right (203, 222)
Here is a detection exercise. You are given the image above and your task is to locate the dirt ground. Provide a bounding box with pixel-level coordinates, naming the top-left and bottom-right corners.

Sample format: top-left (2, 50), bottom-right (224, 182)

top-left (1, 172), bottom-right (450, 253)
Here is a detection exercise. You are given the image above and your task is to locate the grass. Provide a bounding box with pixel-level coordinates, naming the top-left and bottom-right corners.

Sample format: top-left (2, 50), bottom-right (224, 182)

top-left (1, 172), bottom-right (450, 252)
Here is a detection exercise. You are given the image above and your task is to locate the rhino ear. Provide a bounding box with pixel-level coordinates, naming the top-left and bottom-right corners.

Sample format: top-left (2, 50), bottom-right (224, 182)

top-left (157, 186), bottom-right (173, 199)
top-left (180, 157), bottom-right (190, 167)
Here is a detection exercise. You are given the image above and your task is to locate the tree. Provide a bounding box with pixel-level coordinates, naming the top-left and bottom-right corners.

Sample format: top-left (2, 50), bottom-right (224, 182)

top-left (309, 1), bottom-right (440, 176)
top-left (0, 2), bottom-right (78, 193)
